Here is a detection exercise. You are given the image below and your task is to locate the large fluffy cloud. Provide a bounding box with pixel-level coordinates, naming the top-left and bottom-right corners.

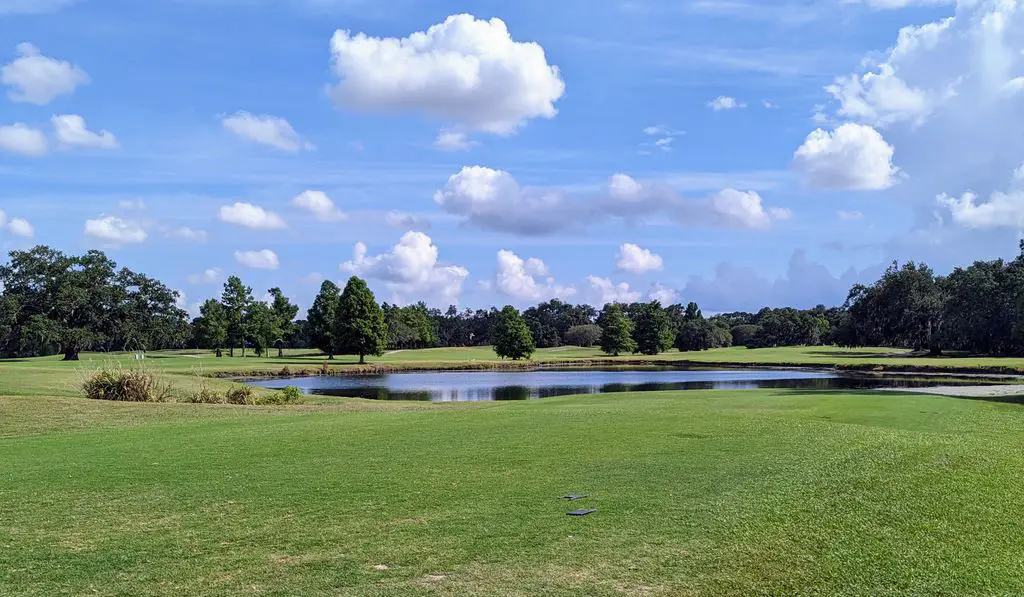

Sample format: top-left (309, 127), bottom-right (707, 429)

top-left (222, 112), bottom-right (311, 152)
top-left (495, 250), bottom-right (575, 302)
top-left (586, 276), bottom-right (641, 306)
top-left (0, 123), bottom-right (47, 156)
top-left (2, 43), bottom-right (88, 105)
top-left (792, 123), bottom-right (899, 190)
top-left (235, 249), bottom-right (280, 270)
top-left (52, 114), bottom-right (118, 149)
top-left (616, 243), bottom-right (664, 274)
top-left (341, 231), bottom-right (469, 305)
top-left (290, 190), bottom-right (346, 222)
top-left (84, 216), bottom-right (147, 245)
top-left (805, 0), bottom-right (1024, 241)
top-left (219, 202), bottom-right (287, 230)
top-left (938, 191), bottom-right (1024, 229)
top-left (434, 166), bottom-right (574, 235)
top-left (435, 167), bottom-right (790, 235)
top-left (329, 14), bottom-right (565, 137)
top-left (603, 174), bottom-right (785, 230)
top-left (7, 218), bottom-right (34, 238)
top-left (0, 211), bottom-right (34, 238)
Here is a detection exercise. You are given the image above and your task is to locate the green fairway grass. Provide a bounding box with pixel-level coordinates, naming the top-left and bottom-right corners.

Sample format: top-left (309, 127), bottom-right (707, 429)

top-left (5, 346), bottom-right (1024, 595)
top-left (4, 390), bottom-right (1024, 595)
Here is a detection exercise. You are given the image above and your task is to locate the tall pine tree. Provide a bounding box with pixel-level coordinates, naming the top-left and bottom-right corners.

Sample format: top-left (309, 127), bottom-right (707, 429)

top-left (334, 277), bottom-right (387, 364)
top-left (598, 303), bottom-right (637, 356)
top-left (220, 276), bottom-right (253, 357)
top-left (268, 287), bottom-right (299, 357)
top-left (307, 281), bottom-right (340, 359)
top-left (633, 301), bottom-right (673, 356)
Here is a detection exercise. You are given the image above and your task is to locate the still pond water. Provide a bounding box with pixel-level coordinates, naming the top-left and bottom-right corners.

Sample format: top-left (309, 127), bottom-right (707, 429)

top-left (247, 367), bottom-right (1004, 402)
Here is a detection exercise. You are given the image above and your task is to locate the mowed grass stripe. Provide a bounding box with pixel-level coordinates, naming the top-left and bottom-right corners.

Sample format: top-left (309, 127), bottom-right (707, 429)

top-left (4, 391), bottom-right (1024, 595)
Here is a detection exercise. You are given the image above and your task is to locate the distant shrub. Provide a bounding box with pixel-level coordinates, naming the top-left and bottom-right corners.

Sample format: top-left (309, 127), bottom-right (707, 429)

top-left (279, 366), bottom-right (292, 377)
top-left (225, 385), bottom-right (257, 405)
top-left (260, 386), bottom-right (302, 405)
top-left (185, 386), bottom-right (224, 404)
top-left (565, 324), bottom-right (602, 348)
top-left (83, 367), bottom-right (168, 402)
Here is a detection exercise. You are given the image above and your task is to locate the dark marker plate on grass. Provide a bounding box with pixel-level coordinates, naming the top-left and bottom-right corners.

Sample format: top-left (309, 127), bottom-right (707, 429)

top-left (562, 494), bottom-right (588, 501)
top-left (567, 509), bottom-right (596, 517)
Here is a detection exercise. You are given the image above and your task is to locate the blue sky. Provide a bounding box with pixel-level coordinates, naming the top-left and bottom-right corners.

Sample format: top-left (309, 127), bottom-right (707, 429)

top-left (3, 0), bottom-right (1023, 315)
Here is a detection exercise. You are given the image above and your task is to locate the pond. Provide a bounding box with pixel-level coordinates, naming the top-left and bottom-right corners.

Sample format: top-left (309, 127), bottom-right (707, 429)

top-left (246, 367), bottom-right (1011, 402)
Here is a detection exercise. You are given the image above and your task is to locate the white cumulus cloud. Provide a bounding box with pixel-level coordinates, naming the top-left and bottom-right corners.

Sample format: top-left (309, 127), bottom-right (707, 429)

top-left (235, 249), bottom-right (280, 270)
top-left (495, 250), bottom-right (575, 302)
top-left (604, 174), bottom-right (786, 229)
top-left (188, 268), bottom-right (224, 285)
top-left (341, 231), bottom-right (469, 305)
top-left (219, 202), bottom-right (287, 230)
top-left (616, 243), bottom-right (664, 274)
top-left (329, 14), bottom-right (565, 136)
top-left (433, 131), bottom-right (477, 151)
top-left (222, 111), bottom-right (311, 152)
top-left (708, 96), bottom-right (745, 111)
top-left (291, 190), bottom-right (346, 222)
top-left (52, 114), bottom-right (118, 149)
top-left (0, 123), bottom-right (47, 156)
top-left (434, 165), bottom-right (574, 235)
top-left (937, 191), bottom-right (1024, 229)
top-left (171, 227), bottom-right (208, 243)
top-left (648, 283), bottom-right (679, 305)
top-left (2, 43), bottom-right (88, 105)
top-left (792, 123), bottom-right (898, 190)
top-left (84, 216), bottom-right (147, 245)
top-left (7, 218), bottom-right (34, 238)
top-left (587, 276), bottom-right (641, 307)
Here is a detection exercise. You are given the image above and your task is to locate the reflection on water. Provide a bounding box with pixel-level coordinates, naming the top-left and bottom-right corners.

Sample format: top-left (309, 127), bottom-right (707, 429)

top-left (246, 367), bottom-right (1010, 402)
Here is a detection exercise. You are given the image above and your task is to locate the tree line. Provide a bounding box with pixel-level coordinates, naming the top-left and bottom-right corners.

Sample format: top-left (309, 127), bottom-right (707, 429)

top-left (6, 244), bottom-right (1024, 360)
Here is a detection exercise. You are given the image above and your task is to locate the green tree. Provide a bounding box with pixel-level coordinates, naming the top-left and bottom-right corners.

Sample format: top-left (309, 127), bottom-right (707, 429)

top-left (193, 299), bottom-right (228, 351)
top-left (383, 302), bottom-right (438, 350)
top-left (307, 280), bottom-right (340, 358)
top-left (109, 269), bottom-right (189, 352)
top-left (220, 276), bottom-right (253, 357)
top-left (0, 246), bottom-right (122, 360)
top-left (334, 277), bottom-right (387, 364)
top-left (676, 319), bottom-right (714, 352)
top-left (598, 303), bottom-right (636, 356)
top-left (845, 262), bottom-right (943, 352)
top-left (492, 305), bottom-right (535, 360)
top-left (244, 301), bottom-right (280, 357)
top-left (0, 294), bottom-right (18, 355)
top-left (268, 287), bottom-right (299, 357)
top-left (633, 301), bottom-right (673, 355)
top-left (564, 324), bottom-right (602, 347)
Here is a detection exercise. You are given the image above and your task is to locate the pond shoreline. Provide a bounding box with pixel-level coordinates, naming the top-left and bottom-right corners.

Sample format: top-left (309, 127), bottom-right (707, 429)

top-left (212, 357), bottom-right (1024, 381)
